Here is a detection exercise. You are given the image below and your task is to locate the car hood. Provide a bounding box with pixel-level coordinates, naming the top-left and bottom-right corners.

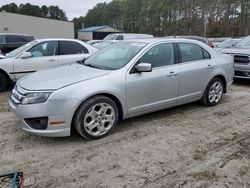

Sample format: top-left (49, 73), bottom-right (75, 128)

top-left (19, 63), bottom-right (111, 91)
top-left (220, 47), bottom-right (250, 55)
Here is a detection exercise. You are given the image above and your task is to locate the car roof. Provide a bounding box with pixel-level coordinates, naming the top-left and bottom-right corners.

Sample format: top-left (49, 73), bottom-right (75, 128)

top-left (109, 33), bottom-right (153, 36)
top-left (35, 38), bottom-right (82, 42)
top-left (124, 37), bottom-right (207, 44)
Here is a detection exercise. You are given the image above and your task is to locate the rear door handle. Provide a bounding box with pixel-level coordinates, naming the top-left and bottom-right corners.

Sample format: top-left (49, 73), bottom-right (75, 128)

top-left (206, 64), bottom-right (214, 69)
top-left (167, 71), bottom-right (178, 77)
top-left (49, 59), bottom-right (56, 62)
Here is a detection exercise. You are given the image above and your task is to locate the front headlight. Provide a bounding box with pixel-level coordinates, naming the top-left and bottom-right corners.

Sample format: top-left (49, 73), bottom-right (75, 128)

top-left (21, 92), bottom-right (51, 104)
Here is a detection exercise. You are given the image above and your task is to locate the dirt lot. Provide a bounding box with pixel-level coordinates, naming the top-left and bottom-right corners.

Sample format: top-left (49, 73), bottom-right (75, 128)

top-left (0, 81), bottom-right (250, 188)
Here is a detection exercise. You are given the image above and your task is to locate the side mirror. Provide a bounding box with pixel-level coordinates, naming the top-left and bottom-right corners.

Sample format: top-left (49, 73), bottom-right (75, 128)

top-left (19, 52), bottom-right (32, 59)
top-left (76, 58), bottom-right (86, 64)
top-left (135, 63), bottom-right (152, 72)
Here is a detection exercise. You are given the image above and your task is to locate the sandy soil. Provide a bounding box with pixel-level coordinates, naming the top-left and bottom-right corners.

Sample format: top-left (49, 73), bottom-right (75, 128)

top-left (0, 81), bottom-right (249, 188)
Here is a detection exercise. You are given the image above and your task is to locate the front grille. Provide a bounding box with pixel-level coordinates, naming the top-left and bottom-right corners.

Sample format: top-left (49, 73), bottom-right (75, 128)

top-left (235, 71), bottom-right (244, 76)
top-left (233, 55), bottom-right (249, 63)
top-left (10, 86), bottom-right (25, 105)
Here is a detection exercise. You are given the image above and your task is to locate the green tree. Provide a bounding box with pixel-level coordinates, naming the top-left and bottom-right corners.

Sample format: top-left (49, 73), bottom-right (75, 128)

top-left (0, 3), bottom-right (67, 21)
top-left (73, 16), bottom-right (85, 38)
top-left (0, 3), bottom-right (19, 13)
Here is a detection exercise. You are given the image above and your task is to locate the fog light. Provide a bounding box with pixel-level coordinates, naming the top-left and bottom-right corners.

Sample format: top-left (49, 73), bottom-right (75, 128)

top-left (243, 72), bottom-right (250, 77)
top-left (24, 117), bottom-right (48, 130)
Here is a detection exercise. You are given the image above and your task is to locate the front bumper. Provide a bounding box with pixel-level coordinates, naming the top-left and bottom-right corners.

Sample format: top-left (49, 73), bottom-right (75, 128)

top-left (234, 63), bottom-right (250, 79)
top-left (9, 89), bottom-right (80, 137)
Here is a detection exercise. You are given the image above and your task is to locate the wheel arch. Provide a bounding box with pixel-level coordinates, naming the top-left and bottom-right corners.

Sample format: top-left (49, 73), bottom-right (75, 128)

top-left (0, 68), bottom-right (11, 81)
top-left (213, 75), bottom-right (227, 93)
top-left (71, 93), bottom-right (124, 130)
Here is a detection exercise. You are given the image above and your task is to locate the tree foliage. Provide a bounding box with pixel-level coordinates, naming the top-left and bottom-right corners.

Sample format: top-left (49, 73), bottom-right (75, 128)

top-left (82, 0), bottom-right (250, 37)
top-left (0, 3), bottom-right (67, 21)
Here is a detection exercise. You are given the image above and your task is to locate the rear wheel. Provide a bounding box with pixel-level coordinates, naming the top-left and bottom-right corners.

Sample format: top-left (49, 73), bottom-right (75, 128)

top-left (73, 96), bottom-right (118, 139)
top-left (0, 72), bottom-right (8, 92)
top-left (202, 78), bottom-right (224, 106)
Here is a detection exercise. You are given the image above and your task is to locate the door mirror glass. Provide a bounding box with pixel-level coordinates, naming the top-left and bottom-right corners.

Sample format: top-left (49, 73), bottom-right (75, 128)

top-left (19, 52), bottom-right (32, 59)
top-left (135, 63), bottom-right (152, 72)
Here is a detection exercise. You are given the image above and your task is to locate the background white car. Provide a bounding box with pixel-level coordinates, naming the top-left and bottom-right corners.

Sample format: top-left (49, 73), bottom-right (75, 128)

top-left (0, 38), bottom-right (98, 91)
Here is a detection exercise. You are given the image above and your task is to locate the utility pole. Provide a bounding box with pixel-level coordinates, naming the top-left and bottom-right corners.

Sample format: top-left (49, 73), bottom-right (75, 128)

top-left (203, 15), bottom-right (208, 37)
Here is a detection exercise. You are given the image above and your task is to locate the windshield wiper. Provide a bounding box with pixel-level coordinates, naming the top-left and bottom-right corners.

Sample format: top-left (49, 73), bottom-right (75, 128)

top-left (84, 63), bottom-right (103, 69)
top-left (77, 58), bottom-right (86, 64)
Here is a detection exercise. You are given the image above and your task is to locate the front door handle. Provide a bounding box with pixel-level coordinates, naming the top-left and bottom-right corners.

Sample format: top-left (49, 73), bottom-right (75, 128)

top-left (49, 59), bottom-right (56, 62)
top-left (167, 71), bottom-right (178, 77)
top-left (206, 64), bottom-right (214, 69)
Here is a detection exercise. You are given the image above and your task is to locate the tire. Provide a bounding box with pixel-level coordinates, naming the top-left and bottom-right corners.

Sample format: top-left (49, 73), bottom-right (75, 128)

top-left (0, 72), bottom-right (8, 92)
top-left (73, 96), bottom-right (119, 139)
top-left (201, 78), bottom-right (224, 106)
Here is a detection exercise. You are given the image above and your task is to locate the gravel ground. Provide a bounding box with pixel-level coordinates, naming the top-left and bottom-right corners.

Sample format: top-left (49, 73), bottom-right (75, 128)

top-left (0, 81), bottom-right (249, 188)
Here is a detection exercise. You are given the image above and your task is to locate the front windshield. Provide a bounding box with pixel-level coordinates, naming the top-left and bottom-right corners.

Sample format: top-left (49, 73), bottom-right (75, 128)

top-left (236, 36), bottom-right (250, 47)
top-left (84, 42), bottom-right (147, 70)
top-left (5, 40), bottom-right (38, 58)
top-left (103, 34), bottom-right (116, 40)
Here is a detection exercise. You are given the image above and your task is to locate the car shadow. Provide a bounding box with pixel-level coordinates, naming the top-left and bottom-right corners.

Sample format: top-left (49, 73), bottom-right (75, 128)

top-left (233, 78), bottom-right (250, 86)
top-left (20, 92), bottom-right (233, 144)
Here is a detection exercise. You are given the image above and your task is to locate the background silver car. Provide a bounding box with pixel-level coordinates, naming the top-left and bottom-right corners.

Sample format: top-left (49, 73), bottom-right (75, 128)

top-left (9, 38), bottom-right (234, 139)
top-left (220, 36), bottom-right (250, 79)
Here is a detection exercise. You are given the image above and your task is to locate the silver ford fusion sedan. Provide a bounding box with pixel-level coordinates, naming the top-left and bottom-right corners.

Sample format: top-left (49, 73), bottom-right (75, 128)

top-left (9, 38), bottom-right (234, 139)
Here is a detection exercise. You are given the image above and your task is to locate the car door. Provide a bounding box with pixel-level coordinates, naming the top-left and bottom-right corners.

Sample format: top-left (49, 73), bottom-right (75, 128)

top-left (57, 41), bottom-right (90, 65)
top-left (13, 41), bottom-right (58, 80)
top-left (177, 42), bottom-right (213, 103)
top-left (126, 43), bottom-right (180, 115)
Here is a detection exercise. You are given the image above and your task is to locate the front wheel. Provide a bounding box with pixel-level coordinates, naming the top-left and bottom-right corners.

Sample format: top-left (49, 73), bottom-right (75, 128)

top-left (201, 78), bottom-right (224, 106)
top-left (73, 96), bottom-right (119, 139)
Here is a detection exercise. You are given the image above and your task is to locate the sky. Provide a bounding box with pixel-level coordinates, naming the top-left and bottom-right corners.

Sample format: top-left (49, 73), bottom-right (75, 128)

top-left (0, 0), bottom-right (112, 20)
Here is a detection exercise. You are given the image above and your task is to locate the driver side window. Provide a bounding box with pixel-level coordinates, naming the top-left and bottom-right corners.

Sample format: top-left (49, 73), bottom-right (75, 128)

top-left (139, 43), bottom-right (174, 68)
top-left (28, 41), bottom-right (57, 57)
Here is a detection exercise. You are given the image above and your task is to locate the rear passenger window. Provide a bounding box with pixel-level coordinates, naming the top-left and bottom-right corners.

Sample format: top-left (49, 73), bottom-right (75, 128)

top-left (59, 41), bottom-right (88, 55)
top-left (179, 43), bottom-right (210, 62)
top-left (140, 43), bottom-right (175, 68)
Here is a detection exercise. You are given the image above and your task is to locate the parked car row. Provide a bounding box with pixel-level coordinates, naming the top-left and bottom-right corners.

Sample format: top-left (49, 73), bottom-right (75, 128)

top-left (8, 38), bottom-right (234, 139)
top-left (88, 33), bottom-right (154, 49)
top-left (216, 38), bottom-right (242, 49)
top-left (166, 35), bottom-right (215, 48)
top-left (220, 36), bottom-right (250, 79)
top-left (0, 38), bottom-right (98, 91)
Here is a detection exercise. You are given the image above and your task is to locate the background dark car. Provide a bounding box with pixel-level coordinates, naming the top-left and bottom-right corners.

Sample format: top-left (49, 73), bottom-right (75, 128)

top-left (167, 35), bottom-right (215, 48)
top-left (0, 33), bottom-right (33, 55)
